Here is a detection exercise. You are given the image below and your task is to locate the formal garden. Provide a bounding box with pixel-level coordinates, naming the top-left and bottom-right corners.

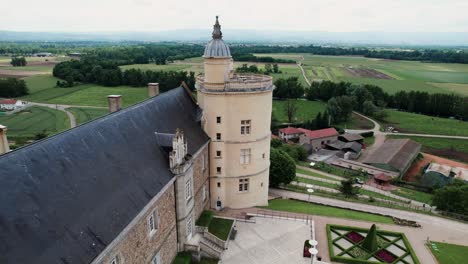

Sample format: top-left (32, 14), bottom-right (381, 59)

top-left (327, 224), bottom-right (420, 264)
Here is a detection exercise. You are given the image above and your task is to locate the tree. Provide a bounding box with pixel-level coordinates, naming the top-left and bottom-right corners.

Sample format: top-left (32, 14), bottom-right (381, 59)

top-left (273, 77), bottom-right (304, 99)
top-left (362, 224), bottom-right (378, 252)
top-left (432, 184), bottom-right (468, 215)
top-left (284, 99), bottom-right (298, 123)
top-left (339, 179), bottom-right (360, 198)
top-left (269, 148), bottom-right (296, 187)
top-left (273, 64), bottom-right (279, 73)
top-left (327, 96), bottom-right (356, 124)
top-left (0, 78), bottom-right (29, 97)
top-left (362, 100), bottom-right (378, 116)
top-left (271, 138), bottom-right (283, 148)
top-left (10, 57), bottom-right (27, 67)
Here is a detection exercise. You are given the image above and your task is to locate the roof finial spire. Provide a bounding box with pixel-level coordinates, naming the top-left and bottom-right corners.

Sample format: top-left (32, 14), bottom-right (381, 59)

top-left (212, 15), bottom-right (222, 39)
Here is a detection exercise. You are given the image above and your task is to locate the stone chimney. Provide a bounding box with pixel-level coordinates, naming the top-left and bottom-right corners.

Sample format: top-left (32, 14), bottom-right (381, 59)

top-left (107, 95), bottom-right (122, 113)
top-left (0, 125), bottom-right (10, 155)
top-left (148, 83), bottom-right (160, 97)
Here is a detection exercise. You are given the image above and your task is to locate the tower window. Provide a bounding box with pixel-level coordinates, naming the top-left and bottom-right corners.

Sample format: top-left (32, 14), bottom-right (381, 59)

top-left (239, 178), bottom-right (249, 192)
top-left (262, 153), bottom-right (266, 159)
top-left (216, 150), bottom-right (222, 157)
top-left (216, 167), bottom-right (221, 174)
top-left (240, 149), bottom-right (251, 164)
top-left (148, 209), bottom-right (159, 236)
top-left (185, 178), bottom-right (193, 201)
top-left (241, 120), bottom-right (251, 135)
top-left (216, 133), bottom-right (221, 140)
top-left (216, 116), bottom-right (221, 124)
top-left (217, 182), bottom-right (221, 188)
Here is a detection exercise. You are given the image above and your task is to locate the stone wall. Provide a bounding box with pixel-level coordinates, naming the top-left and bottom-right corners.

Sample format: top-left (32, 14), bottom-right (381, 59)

top-left (193, 145), bottom-right (210, 218)
top-left (92, 182), bottom-right (178, 264)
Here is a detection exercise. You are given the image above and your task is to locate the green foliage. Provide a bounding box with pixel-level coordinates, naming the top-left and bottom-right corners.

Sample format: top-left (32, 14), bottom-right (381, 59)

top-left (283, 99), bottom-right (298, 123)
top-left (339, 179), bottom-right (361, 198)
top-left (196, 210), bottom-right (214, 227)
top-left (270, 138), bottom-right (283, 148)
top-left (172, 252), bottom-right (191, 264)
top-left (362, 224), bottom-right (378, 252)
top-left (269, 148), bottom-right (296, 187)
top-left (208, 217), bottom-right (234, 241)
top-left (273, 77), bottom-right (304, 99)
top-left (0, 78), bottom-right (29, 97)
top-left (34, 129), bottom-right (48, 140)
top-left (272, 99), bottom-right (325, 123)
top-left (432, 184), bottom-right (468, 215)
top-left (327, 95), bottom-right (356, 123)
top-left (10, 56), bottom-right (27, 66)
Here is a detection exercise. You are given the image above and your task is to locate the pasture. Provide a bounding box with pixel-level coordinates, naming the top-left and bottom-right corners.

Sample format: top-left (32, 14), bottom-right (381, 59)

top-left (0, 106), bottom-right (69, 138)
top-left (272, 99), bottom-right (325, 123)
top-left (67, 107), bottom-right (109, 125)
top-left (382, 110), bottom-right (468, 137)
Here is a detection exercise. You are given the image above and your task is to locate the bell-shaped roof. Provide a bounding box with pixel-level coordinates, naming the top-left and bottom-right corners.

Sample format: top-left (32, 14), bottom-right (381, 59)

top-left (203, 16), bottom-right (231, 58)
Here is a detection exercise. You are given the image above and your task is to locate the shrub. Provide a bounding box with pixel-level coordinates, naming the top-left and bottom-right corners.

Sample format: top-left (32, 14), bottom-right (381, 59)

top-left (269, 148), bottom-right (296, 187)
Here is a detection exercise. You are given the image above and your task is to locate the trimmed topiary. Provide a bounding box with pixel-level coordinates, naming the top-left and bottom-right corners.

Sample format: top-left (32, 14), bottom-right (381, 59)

top-left (362, 224), bottom-right (378, 252)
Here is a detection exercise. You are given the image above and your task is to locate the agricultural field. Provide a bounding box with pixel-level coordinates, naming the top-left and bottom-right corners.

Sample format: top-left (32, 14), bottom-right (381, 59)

top-left (256, 53), bottom-right (468, 95)
top-left (67, 107), bottom-right (109, 125)
top-left (0, 56), bottom-right (66, 78)
top-left (0, 106), bottom-right (69, 138)
top-left (388, 135), bottom-right (468, 163)
top-left (381, 110), bottom-right (468, 137)
top-left (20, 75), bottom-right (148, 107)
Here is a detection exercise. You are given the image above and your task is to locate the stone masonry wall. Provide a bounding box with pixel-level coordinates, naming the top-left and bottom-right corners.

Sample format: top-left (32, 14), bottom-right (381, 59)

top-left (94, 184), bottom-right (178, 264)
top-left (192, 145), bottom-right (210, 220)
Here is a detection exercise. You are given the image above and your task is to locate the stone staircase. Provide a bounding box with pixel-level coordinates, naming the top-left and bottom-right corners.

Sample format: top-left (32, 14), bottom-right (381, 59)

top-left (199, 236), bottom-right (224, 259)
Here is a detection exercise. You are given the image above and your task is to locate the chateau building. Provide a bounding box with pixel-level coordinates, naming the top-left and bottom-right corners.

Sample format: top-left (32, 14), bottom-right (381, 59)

top-left (0, 17), bottom-right (272, 264)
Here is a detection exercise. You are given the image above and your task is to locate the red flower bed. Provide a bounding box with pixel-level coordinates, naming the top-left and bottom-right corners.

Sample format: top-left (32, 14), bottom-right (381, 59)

top-left (346, 231), bottom-right (365, 243)
top-left (375, 249), bottom-right (397, 263)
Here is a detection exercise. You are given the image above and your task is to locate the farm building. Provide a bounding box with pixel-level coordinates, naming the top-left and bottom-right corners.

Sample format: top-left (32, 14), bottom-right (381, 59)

top-left (421, 162), bottom-right (468, 187)
top-left (338, 133), bottom-right (364, 143)
top-left (0, 99), bottom-right (26, 111)
top-left (362, 139), bottom-right (421, 176)
top-left (278, 126), bottom-right (303, 141)
top-left (299, 127), bottom-right (339, 151)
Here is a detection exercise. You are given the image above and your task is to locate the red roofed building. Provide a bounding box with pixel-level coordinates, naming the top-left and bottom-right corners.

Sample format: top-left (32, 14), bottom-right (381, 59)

top-left (0, 99), bottom-right (21, 111)
top-left (278, 127), bottom-right (303, 141)
top-left (299, 127), bottom-right (339, 152)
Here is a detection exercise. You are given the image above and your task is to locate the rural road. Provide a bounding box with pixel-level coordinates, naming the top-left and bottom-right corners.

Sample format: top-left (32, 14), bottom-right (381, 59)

top-left (27, 102), bottom-right (106, 129)
top-left (297, 56), bottom-right (311, 86)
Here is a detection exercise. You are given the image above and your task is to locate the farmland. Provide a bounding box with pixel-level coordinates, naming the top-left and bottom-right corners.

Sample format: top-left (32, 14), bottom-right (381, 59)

top-left (255, 53), bottom-right (468, 95)
top-left (67, 107), bottom-right (109, 125)
top-left (0, 106), bottom-right (69, 138)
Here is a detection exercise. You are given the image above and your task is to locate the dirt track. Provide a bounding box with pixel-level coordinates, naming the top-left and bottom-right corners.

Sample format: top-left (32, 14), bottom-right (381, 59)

top-left (0, 69), bottom-right (46, 78)
top-left (345, 67), bottom-right (394, 80)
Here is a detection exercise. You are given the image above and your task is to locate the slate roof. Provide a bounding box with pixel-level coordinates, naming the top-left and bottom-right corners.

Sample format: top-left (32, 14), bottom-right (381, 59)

top-left (326, 141), bottom-right (362, 153)
top-left (362, 139), bottom-right (421, 172)
top-left (0, 87), bottom-right (209, 264)
top-left (339, 133), bottom-right (364, 142)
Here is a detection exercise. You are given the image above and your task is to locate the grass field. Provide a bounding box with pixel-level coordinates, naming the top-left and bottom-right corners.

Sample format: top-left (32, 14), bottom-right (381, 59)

top-left (296, 167), bottom-right (338, 181)
top-left (67, 107), bottom-right (108, 125)
top-left (0, 106), bottom-right (69, 137)
top-left (391, 187), bottom-right (433, 204)
top-left (208, 217), bottom-right (234, 240)
top-left (429, 241), bottom-right (468, 264)
top-left (388, 135), bottom-right (468, 163)
top-left (272, 99), bottom-right (325, 123)
top-left (382, 110), bottom-right (468, 136)
top-left (20, 75), bottom-right (148, 107)
top-left (261, 198), bottom-right (394, 224)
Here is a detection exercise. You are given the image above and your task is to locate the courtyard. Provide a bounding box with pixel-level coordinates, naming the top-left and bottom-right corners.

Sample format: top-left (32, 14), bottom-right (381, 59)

top-left (221, 217), bottom-right (316, 264)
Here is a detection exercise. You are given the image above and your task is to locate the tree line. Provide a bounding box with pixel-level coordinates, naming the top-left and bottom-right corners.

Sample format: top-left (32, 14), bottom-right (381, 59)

top-left (0, 78), bottom-right (29, 97)
top-left (53, 57), bottom-right (195, 90)
top-left (306, 80), bottom-right (468, 120)
top-left (10, 57), bottom-right (27, 67)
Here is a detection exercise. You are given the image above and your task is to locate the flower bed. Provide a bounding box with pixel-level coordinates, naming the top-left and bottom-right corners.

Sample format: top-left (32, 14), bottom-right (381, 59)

top-left (326, 224), bottom-right (420, 264)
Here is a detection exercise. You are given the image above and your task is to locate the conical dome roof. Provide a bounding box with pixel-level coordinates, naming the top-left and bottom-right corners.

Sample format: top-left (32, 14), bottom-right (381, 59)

top-left (203, 16), bottom-right (231, 58)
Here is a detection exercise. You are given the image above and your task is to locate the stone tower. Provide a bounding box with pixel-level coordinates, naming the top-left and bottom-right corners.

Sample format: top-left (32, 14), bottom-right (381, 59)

top-left (196, 16), bottom-right (273, 209)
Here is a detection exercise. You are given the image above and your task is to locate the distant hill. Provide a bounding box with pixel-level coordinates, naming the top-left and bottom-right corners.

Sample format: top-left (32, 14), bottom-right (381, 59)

top-left (1, 30), bottom-right (468, 46)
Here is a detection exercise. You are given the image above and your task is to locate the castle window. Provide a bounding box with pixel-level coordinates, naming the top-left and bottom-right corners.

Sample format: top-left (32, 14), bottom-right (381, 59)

top-left (187, 215), bottom-right (193, 238)
top-left (241, 120), bottom-right (251, 135)
top-left (239, 178), bottom-right (249, 192)
top-left (203, 183), bottom-right (208, 201)
top-left (240, 149), bottom-right (251, 164)
top-left (216, 133), bottom-right (221, 140)
top-left (216, 150), bottom-right (222, 157)
top-left (110, 256), bottom-right (120, 264)
top-left (216, 167), bottom-right (221, 174)
top-left (262, 153), bottom-right (266, 159)
top-left (217, 182), bottom-right (221, 188)
top-left (148, 209), bottom-right (159, 236)
top-left (151, 252), bottom-right (161, 264)
top-left (186, 178), bottom-right (193, 201)
top-left (217, 116), bottom-right (221, 124)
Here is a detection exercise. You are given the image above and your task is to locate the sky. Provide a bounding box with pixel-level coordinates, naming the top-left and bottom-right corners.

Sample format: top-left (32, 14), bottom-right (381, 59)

top-left (2, 0), bottom-right (468, 32)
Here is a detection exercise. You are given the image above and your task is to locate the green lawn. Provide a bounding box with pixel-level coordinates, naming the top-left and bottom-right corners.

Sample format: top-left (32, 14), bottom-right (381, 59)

top-left (272, 99), bottom-right (326, 123)
top-left (67, 107), bottom-right (109, 125)
top-left (208, 217), bottom-right (234, 240)
top-left (172, 252), bottom-right (191, 264)
top-left (391, 187), bottom-right (433, 204)
top-left (296, 167), bottom-right (337, 181)
top-left (335, 113), bottom-right (374, 130)
top-left (196, 210), bottom-right (214, 227)
top-left (429, 241), bottom-right (468, 264)
top-left (0, 106), bottom-right (69, 138)
top-left (383, 110), bottom-right (468, 137)
top-left (388, 135), bottom-right (468, 163)
top-left (261, 199), bottom-right (393, 224)
top-left (363, 136), bottom-right (375, 147)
